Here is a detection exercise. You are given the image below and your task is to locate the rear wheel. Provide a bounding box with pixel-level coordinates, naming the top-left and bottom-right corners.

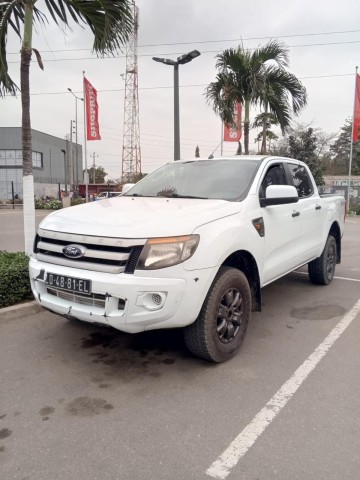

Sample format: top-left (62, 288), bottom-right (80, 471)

top-left (308, 235), bottom-right (336, 285)
top-left (184, 267), bottom-right (251, 362)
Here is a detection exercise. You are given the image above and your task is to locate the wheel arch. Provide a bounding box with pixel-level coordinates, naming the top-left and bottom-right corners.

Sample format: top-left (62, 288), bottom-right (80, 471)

top-left (221, 250), bottom-right (262, 311)
top-left (329, 221), bottom-right (341, 263)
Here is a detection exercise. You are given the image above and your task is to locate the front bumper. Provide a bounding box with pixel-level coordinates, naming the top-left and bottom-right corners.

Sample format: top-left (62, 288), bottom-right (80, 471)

top-left (29, 257), bottom-right (217, 333)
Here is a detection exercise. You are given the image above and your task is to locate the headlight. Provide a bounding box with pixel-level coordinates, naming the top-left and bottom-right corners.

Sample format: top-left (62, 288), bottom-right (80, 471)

top-left (136, 235), bottom-right (200, 270)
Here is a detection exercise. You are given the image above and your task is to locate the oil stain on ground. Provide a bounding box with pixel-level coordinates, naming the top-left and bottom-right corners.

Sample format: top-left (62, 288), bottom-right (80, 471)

top-left (66, 397), bottom-right (114, 417)
top-left (0, 428), bottom-right (12, 440)
top-left (39, 406), bottom-right (55, 416)
top-left (291, 304), bottom-right (346, 320)
top-left (81, 332), bottom-right (119, 349)
top-left (78, 327), bottom-right (200, 386)
top-left (39, 406), bottom-right (55, 421)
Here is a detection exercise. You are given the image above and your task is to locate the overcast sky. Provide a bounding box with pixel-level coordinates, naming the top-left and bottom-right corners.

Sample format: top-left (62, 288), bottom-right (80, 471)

top-left (1, 0), bottom-right (359, 179)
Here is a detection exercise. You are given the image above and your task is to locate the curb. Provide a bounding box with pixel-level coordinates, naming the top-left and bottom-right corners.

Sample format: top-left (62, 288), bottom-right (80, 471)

top-left (0, 300), bottom-right (43, 323)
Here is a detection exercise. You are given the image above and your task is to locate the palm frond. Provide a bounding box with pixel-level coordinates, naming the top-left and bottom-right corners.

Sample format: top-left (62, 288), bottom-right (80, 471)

top-left (267, 94), bottom-right (293, 133)
top-left (0, 0), bottom-right (132, 97)
top-left (0, 1), bottom-right (24, 96)
top-left (263, 66), bottom-right (307, 114)
top-left (205, 72), bottom-right (238, 125)
top-left (43, 0), bottom-right (133, 55)
top-left (252, 40), bottom-right (289, 69)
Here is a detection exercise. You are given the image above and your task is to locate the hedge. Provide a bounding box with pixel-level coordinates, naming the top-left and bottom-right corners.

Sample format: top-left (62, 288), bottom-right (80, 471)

top-left (34, 198), bottom-right (62, 210)
top-left (34, 198), bottom-right (85, 210)
top-left (0, 252), bottom-right (33, 308)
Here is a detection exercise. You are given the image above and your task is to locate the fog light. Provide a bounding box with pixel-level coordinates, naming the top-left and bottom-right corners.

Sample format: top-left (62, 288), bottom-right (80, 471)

top-left (136, 292), bottom-right (167, 311)
top-left (152, 293), bottom-right (162, 305)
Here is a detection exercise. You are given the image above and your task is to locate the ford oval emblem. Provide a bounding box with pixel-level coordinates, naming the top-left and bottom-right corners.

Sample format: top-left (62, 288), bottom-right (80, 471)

top-left (62, 244), bottom-right (86, 259)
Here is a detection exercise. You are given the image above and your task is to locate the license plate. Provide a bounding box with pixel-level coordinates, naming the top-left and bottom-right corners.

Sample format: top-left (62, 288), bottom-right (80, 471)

top-left (46, 273), bottom-right (92, 295)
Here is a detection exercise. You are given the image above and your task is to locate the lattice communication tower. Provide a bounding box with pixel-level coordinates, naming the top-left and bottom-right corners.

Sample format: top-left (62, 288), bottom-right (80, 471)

top-left (121, 3), bottom-right (141, 181)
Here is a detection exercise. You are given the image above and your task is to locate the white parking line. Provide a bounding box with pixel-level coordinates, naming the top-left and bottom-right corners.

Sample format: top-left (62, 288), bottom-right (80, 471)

top-left (206, 298), bottom-right (360, 480)
top-left (294, 271), bottom-right (360, 282)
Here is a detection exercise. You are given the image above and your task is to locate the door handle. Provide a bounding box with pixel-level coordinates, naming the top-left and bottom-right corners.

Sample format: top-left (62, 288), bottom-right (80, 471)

top-left (315, 205), bottom-right (322, 210)
top-left (292, 211), bottom-right (300, 217)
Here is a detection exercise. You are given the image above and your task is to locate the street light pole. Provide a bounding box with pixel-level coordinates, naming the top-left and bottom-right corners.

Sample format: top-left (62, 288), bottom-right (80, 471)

top-left (152, 50), bottom-right (201, 161)
top-left (173, 63), bottom-right (180, 160)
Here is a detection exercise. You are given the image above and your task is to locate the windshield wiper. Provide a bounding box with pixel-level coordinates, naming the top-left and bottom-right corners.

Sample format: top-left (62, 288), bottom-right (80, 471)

top-left (160, 193), bottom-right (209, 199)
top-left (125, 193), bottom-right (143, 197)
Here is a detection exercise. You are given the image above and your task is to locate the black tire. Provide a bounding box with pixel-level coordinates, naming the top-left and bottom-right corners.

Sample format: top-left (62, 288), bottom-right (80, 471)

top-left (308, 234), bottom-right (336, 285)
top-left (184, 267), bottom-right (251, 363)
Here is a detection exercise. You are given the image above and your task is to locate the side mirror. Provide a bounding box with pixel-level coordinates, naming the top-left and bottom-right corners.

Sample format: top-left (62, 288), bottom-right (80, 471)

top-left (122, 183), bottom-right (135, 194)
top-left (260, 185), bottom-right (298, 207)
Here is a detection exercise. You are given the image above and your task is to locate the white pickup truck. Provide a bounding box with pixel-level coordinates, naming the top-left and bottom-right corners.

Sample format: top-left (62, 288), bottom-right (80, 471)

top-left (29, 156), bottom-right (345, 362)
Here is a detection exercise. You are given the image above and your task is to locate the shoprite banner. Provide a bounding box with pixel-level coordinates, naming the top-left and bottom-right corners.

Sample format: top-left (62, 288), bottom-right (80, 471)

top-left (224, 103), bottom-right (242, 142)
top-left (84, 77), bottom-right (101, 141)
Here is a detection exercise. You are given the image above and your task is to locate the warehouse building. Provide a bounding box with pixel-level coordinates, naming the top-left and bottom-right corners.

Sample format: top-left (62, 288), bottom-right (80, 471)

top-left (0, 127), bottom-right (82, 200)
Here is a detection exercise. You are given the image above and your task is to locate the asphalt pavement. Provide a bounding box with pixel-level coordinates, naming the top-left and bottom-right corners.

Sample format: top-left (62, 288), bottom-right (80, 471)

top-left (0, 215), bottom-right (359, 480)
top-left (0, 209), bottom-right (49, 252)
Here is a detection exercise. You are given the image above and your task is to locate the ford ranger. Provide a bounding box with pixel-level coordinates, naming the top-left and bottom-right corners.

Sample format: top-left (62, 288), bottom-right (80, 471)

top-left (29, 156), bottom-right (345, 362)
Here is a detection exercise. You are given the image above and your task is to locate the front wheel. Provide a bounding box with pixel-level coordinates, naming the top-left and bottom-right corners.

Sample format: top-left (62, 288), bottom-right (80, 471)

top-left (184, 267), bottom-right (251, 363)
top-left (308, 234), bottom-right (336, 285)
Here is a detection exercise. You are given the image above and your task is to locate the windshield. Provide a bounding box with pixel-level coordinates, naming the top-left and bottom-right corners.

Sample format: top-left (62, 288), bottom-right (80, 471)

top-left (123, 159), bottom-right (261, 201)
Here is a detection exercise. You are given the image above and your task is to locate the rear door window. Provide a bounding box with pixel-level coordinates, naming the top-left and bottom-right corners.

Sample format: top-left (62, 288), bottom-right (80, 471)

top-left (287, 164), bottom-right (313, 198)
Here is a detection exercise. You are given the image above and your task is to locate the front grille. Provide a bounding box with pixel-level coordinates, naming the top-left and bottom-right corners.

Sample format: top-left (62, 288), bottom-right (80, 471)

top-left (35, 228), bottom-right (145, 274)
top-left (125, 246), bottom-right (144, 274)
top-left (47, 287), bottom-right (106, 308)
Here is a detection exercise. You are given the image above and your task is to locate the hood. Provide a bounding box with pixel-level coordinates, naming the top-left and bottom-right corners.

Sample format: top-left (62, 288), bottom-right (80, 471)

top-left (39, 196), bottom-right (242, 238)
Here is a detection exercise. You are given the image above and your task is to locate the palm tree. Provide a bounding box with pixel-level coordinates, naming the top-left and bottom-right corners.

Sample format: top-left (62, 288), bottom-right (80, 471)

top-left (257, 67), bottom-right (307, 153)
top-left (206, 40), bottom-right (307, 155)
top-left (0, 0), bottom-right (133, 254)
top-left (253, 112), bottom-right (280, 153)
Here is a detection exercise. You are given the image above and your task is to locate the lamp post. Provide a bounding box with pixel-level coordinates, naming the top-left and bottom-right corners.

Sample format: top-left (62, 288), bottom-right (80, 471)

top-left (152, 50), bottom-right (201, 160)
top-left (68, 88), bottom-right (84, 193)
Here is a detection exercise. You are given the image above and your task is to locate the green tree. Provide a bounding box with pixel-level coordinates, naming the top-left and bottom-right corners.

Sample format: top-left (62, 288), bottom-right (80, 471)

top-left (206, 40), bottom-right (306, 155)
top-left (195, 145), bottom-right (200, 158)
top-left (329, 119), bottom-right (360, 175)
top-left (127, 172), bottom-right (147, 183)
top-left (288, 127), bottom-right (324, 185)
top-left (84, 166), bottom-right (108, 184)
top-left (0, 0), bottom-right (132, 253)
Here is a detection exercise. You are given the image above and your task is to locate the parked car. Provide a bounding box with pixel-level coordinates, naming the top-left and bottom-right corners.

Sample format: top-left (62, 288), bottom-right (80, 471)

top-left (95, 191), bottom-right (121, 200)
top-left (30, 156), bottom-right (345, 362)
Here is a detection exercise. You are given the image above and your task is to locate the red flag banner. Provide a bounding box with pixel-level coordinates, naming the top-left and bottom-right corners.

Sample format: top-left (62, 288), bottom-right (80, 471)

top-left (353, 74), bottom-right (360, 142)
top-left (224, 103), bottom-right (242, 142)
top-left (84, 77), bottom-right (101, 141)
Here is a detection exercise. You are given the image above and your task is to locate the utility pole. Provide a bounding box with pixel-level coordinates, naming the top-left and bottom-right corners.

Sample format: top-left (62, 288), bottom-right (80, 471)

top-left (68, 88), bottom-right (84, 195)
top-left (92, 152), bottom-right (98, 184)
top-left (70, 120), bottom-right (76, 191)
top-left (69, 121), bottom-right (73, 190)
top-left (71, 120), bottom-right (77, 191)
